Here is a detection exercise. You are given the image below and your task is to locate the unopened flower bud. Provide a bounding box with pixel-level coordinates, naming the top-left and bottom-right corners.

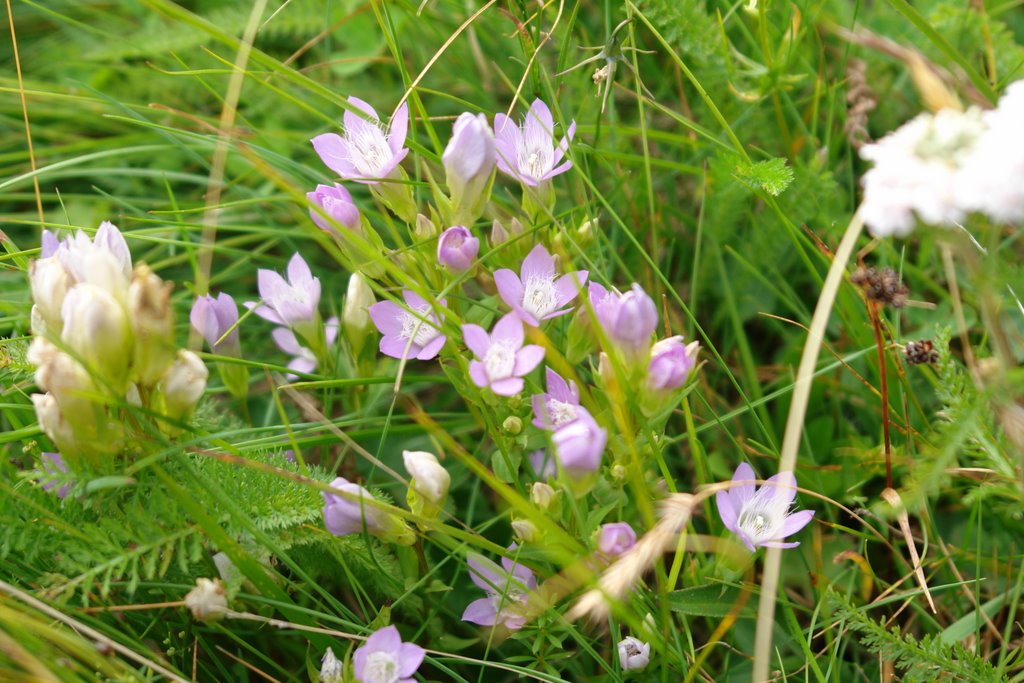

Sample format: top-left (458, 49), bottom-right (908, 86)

top-left (184, 578), bottom-right (227, 622)
top-left (29, 257), bottom-right (70, 333)
top-left (307, 183), bottom-right (361, 233)
top-left (129, 265), bottom-right (176, 385)
top-left (443, 112), bottom-right (496, 223)
top-left (403, 450), bottom-right (450, 519)
top-left (31, 393), bottom-right (80, 457)
top-left (319, 647), bottom-right (343, 683)
top-left (597, 522), bottom-right (637, 557)
top-left (323, 477), bottom-right (415, 545)
top-left (437, 226), bottom-right (480, 272)
top-left (60, 283), bottom-right (133, 389)
top-left (577, 217), bottom-right (597, 245)
top-left (490, 219), bottom-right (509, 246)
top-left (530, 482), bottom-right (556, 510)
top-left (617, 636), bottom-right (651, 671)
top-left (552, 409), bottom-right (607, 474)
top-left (191, 293), bottom-right (241, 357)
top-left (511, 519), bottom-right (537, 543)
top-left (647, 336), bottom-right (699, 393)
top-left (502, 415), bottom-right (523, 435)
top-left (160, 350), bottom-right (208, 420)
top-left (414, 213), bottom-right (437, 241)
top-left (343, 273), bottom-right (376, 358)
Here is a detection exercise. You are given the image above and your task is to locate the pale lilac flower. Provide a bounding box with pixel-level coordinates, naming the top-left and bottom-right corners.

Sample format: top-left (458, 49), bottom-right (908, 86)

top-left (311, 97), bottom-right (409, 184)
top-left (443, 112), bottom-right (496, 219)
top-left (307, 183), bottom-right (360, 232)
top-left (322, 476), bottom-right (387, 537)
top-left (190, 293), bottom-right (241, 356)
top-left (494, 99), bottom-right (576, 186)
top-left (551, 407), bottom-right (606, 473)
top-left (647, 336), bottom-right (699, 392)
top-left (368, 291), bottom-right (446, 360)
top-left (463, 313), bottom-right (545, 396)
top-left (353, 625), bottom-right (425, 683)
top-left (437, 226), bottom-right (480, 272)
top-left (531, 367), bottom-right (581, 430)
top-left (529, 450), bottom-right (557, 478)
top-left (617, 636), bottom-right (650, 671)
top-left (462, 545), bottom-right (536, 630)
top-left (588, 282), bottom-right (658, 355)
top-left (245, 253), bottom-right (321, 333)
top-left (272, 317), bottom-right (339, 376)
top-left (40, 452), bottom-right (71, 499)
top-left (40, 230), bottom-right (60, 258)
top-left (597, 522), bottom-right (636, 557)
top-left (715, 463), bottom-right (815, 552)
top-left (494, 244), bottom-right (587, 327)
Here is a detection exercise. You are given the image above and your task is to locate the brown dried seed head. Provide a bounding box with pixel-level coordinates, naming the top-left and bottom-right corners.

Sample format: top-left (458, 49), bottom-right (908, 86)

top-left (851, 266), bottom-right (909, 308)
top-left (904, 340), bottom-right (939, 365)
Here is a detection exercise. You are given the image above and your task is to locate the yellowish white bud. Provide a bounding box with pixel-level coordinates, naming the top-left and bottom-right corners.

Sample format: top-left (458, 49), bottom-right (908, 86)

top-left (184, 578), bottom-right (227, 622)
top-left (128, 265), bottom-right (176, 386)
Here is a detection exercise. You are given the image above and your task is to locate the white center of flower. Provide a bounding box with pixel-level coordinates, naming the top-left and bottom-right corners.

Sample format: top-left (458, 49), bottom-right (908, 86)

top-left (518, 145), bottom-right (553, 181)
top-left (362, 651), bottom-right (399, 683)
top-left (546, 399), bottom-right (578, 427)
top-left (347, 124), bottom-right (393, 178)
top-left (521, 275), bottom-right (559, 320)
top-left (737, 495), bottom-right (784, 543)
top-left (399, 307), bottom-right (440, 348)
top-left (624, 641), bottom-right (642, 657)
top-left (484, 341), bottom-right (517, 380)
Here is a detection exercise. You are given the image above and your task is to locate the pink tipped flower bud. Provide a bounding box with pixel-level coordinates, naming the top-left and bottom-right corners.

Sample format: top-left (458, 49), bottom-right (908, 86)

top-left (437, 226), bottom-right (480, 272)
top-left (307, 183), bottom-right (361, 233)
top-left (552, 407), bottom-right (607, 474)
top-left (443, 112), bottom-right (496, 222)
top-left (597, 522), bottom-right (637, 557)
top-left (589, 282), bottom-right (658, 357)
top-left (647, 336), bottom-right (699, 392)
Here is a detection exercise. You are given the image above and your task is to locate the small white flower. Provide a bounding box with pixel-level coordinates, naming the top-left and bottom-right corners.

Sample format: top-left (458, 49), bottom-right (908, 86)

top-left (184, 578), bottom-right (227, 622)
top-left (318, 647), bottom-right (343, 683)
top-left (617, 636), bottom-right (650, 671)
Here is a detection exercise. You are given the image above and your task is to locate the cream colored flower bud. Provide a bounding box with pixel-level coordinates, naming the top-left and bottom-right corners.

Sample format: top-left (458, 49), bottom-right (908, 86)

top-left (184, 578), bottom-right (227, 622)
top-left (530, 482), bottom-right (556, 510)
top-left (502, 415), bottom-right (523, 435)
top-left (403, 450), bottom-right (451, 517)
top-left (319, 647), bottom-right (343, 683)
top-left (128, 265), bottom-right (176, 386)
top-left (31, 392), bottom-right (79, 456)
top-left (511, 519), bottom-right (538, 543)
top-left (29, 257), bottom-right (70, 333)
top-left (343, 272), bottom-right (376, 350)
top-left (414, 213), bottom-right (437, 240)
top-left (60, 283), bottom-right (133, 390)
top-left (161, 350), bottom-right (208, 420)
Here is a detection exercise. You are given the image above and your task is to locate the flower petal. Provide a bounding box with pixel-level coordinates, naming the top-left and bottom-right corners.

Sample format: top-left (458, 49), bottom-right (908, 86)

top-left (397, 642), bottom-right (425, 677)
top-left (311, 133), bottom-right (356, 177)
top-left (491, 313), bottom-right (524, 348)
top-left (491, 377), bottom-right (524, 396)
top-left (381, 334), bottom-right (417, 359)
top-left (467, 554), bottom-right (505, 592)
top-left (780, 509), bottom-right (815, 537)
top-left (731, 462), bottom-right (757, 504)
top-left (369, 301), bottom-right (405, 336)
top-left (364, 625), bottom-right (401, 653)
top-left (388, 101), bottom-right (409, 156)
top-left (514, 345), bottom-right (545, 375)
top-left (493, 269), bottom-right (525, 311)
top-left (344, 96), bottom-right (381, 135)
top-left (272, 327), bottom-right (304, 355)
top-left (462, 597), bottom-right (498, 625)
top-left (520, 244), bottom-right (554, 281)
top-left (462, 324), bottom-right (491, 359)
top-left (524, 99), bottom-right (555, 147)
top-left (764, 471), bottom-right (798, 507)
top-left (716, 489), bottom-right (739, 533)
top-left (469, 360), bottom-right (488, 388)
top-left (417, 334), bottom-right (446, 360)
top-left (553, 270), bottom-right (588, 306)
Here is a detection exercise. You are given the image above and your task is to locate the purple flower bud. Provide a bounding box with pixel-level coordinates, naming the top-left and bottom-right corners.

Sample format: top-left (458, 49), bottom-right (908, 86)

top-left (321, 476), bottom-right (387, 536)
top-left (647, 336), bottom-right (699, 392)
top-left (307, 183), bottom-right (360, 233)
top-left (552, 407), bottom-right (606, 473)
top-left (437, 226), bottom-right (480, 272)
top-left (588, 282), bottom-right (658, 356)
top-left (597, 522), bottom-right (636, 557)
top-left (190, 292), bottom-right (241, 356)
top-left (443, 113), bottom-right (496, 220)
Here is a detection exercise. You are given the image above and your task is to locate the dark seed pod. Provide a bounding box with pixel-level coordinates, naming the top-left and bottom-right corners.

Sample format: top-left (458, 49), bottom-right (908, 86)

top-left (851, 266), bottom-right (909, 308)
top-left (904, 340), bottom-right (939, 365)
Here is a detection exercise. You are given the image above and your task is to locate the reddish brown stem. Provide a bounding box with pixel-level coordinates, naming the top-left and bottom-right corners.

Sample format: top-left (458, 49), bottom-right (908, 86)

top-left (869, 302), bottom-right (893, 489)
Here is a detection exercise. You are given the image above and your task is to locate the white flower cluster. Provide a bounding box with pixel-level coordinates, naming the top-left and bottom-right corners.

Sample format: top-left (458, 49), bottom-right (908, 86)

top-left (27, 222), bottom-right (207, 464)
top-left (860, 81), bottom-right (1024, 237)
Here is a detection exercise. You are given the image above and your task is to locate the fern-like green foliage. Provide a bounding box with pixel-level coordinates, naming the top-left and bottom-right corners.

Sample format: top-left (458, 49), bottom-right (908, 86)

top-left (828, 589), bottom-right (1006, 682)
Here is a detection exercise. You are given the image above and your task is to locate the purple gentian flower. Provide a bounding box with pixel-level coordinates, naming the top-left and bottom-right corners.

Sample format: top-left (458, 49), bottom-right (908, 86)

top-left (190, 292), bottom-right (241, 356)
top-left (715, 463), bottom-right (815, 552)
top-left (40, 452), bottom-right (71, 499)
top-left (352, 625), bottom-right (425, 683)
top-left (311, 97), bottom-right (409, 184)
top-left (368, 291), bottom-right (446, 360)
top-left (462, 545), bottom-right (537, 630)
top-left (437, 226), bottom-right (480, 272)
top-left (307, 183), bottom-right (360, 232)
top-left (588, 282), bottom-right (658, 355)
top-left (494, 244), bottom-right (587, 327)
top-left (647, 336), bottom-right (699, 392)
top-left (494, 99), bottom-right (576, 186)
top-left (597, 522), bottom-right (637, 557)
top-left (531, 367), bottom-right (581, 430)
top-left (551, 407), bottom-right (606, 473)
top-left (272, 316), bottom-right (339, 376)
top-left (463, 313), bottom-right (545, 396)
top-left (245, 253), bottom-right (321, 335)
top-left (322, 476), bottom-right (387, 537)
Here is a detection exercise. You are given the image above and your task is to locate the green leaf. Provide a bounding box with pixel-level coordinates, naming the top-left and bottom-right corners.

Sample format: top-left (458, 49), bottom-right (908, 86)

top-left (668, 584), bottom-right (756, 618)
top-left (734, 158), bottom-right (795, 197)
